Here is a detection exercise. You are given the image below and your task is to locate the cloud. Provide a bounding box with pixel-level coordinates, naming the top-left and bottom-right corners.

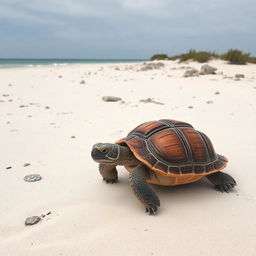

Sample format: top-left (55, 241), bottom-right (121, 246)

top-left (0, 0), bottom-right (255, 57)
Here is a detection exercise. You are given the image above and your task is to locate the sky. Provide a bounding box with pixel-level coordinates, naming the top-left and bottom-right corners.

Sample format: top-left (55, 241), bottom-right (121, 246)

top-left (0, 0), bottom-right (255, 59)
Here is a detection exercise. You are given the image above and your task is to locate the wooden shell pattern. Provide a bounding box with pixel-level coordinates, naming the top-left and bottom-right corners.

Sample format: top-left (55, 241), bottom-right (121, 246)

top-left (116, 119), bottom-right (228, 177)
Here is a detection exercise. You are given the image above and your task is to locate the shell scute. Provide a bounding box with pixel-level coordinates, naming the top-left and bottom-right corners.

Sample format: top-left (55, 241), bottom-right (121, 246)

top-left (149, 129), bottom-right (188, 164)
top-left (179, 127), bottom-right (212, 163)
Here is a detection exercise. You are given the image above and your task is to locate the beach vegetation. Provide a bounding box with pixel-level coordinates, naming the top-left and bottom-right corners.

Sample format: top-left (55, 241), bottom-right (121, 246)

top-left (221, 49), bottom-right (250, 65)
top-left (150, 49), bottom-right (256, 64)
top-left (248, 57), bottom-right (256, 64)
top-left (150, 54), bottom-right (168, 61)
top-left (179, 50), bottom-right (216, 63)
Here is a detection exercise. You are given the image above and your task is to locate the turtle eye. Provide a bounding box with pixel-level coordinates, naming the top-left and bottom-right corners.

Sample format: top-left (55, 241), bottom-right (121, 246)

top-left (99, 145), bottom-right (109, 154)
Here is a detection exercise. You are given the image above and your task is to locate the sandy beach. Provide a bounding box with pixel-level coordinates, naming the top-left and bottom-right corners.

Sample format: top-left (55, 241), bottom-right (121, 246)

top-left (0, 60), bottom-right (256, 256)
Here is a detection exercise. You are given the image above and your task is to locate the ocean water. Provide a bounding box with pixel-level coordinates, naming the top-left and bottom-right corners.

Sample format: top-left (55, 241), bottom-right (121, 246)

top-left (0, 59), bottom-right (146, 68)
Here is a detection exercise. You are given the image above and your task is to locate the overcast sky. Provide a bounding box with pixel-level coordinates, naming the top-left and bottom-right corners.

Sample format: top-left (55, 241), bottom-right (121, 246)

top-left (0, 0), bottom-right (255, 59)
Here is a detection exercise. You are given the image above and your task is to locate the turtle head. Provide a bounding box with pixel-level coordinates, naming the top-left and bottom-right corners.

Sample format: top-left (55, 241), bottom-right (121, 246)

top-left (91, 143), bottom-right (120, 164)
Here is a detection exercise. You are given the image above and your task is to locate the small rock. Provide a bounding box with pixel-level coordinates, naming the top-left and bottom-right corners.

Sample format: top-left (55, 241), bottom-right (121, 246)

top-left (24, 163), bottom-right (31, 167)
top-left (19, 105), bottom-right (28, 108)
top-left (206, 100), bottom-right (214, 104)
top-left (183, 68), bottom-right (199, 77)
top-left (45, 106), bottom-right (50, 109)
top-left (215, 91), bottom-right (220, 95)
top-left (8, 84), bottom-right (12, 86)
top-left (115, 67), bottom-right (120, 71)
top-left (6, 166), bottom-right (12, 170)
top-left (2, 94), bottom-right (9, 97)
top-left (200, 64), bottom-right (217, 75)
top-left (102, 96), bottom-right (122, 102)
top-left (80, 80), bottom-right (86, 84)
top-left (188, 106), bottom-right (194, 109)
top-left (25, 216), bottom-right (41, 226)
top-left (71, 136), bottom-right (76, 139)
top-left (41, 211), bottom-right (52, 218)
top-left (139, 98), bottom-right (164, 105)
top-left (235, 73), bottom-right (245, 79)
top-left (139, 62), bottom-right (165, 71)
top-left (58, 75), bottom-right (62, 78)
top-left (24, 174), bottom-right (42, 182)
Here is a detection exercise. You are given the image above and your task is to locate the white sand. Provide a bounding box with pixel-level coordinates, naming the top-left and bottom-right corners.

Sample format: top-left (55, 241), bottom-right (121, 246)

top-left (0, 60), bottom-right (256, 256)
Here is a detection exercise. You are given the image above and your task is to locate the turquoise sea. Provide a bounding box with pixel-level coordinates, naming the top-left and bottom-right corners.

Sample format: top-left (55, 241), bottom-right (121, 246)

top-left (0, 59), bottom-right (146, 68)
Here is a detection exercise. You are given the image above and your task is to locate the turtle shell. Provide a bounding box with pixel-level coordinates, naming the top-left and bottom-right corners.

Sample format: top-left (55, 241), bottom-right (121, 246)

top-left (116, 119), bottom-right (227, 176)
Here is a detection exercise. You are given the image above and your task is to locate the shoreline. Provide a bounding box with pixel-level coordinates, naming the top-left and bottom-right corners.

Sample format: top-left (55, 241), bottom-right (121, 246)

top-left (0, 59), bottom-right (147, 69)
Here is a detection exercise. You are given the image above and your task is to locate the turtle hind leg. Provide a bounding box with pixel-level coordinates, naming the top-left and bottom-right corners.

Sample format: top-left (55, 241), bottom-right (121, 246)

top-left (129, 164), bottom-right (160, 215)
top-left (206, 171), bottom-right (237, 193)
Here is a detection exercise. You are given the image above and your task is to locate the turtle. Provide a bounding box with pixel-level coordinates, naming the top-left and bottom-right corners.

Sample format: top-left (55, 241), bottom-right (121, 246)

top-left (91, 119), bottom-right (237, 215)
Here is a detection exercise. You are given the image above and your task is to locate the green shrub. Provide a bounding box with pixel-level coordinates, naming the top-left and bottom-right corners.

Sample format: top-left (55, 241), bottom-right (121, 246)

top-left (179, 49), bottom-right (196, 62)
top-left (175, 50), bottom-right (216, 63)
top-left (221, 49), bottom-right (250, 65)
top-left (193, 52), bottom-right (214, 63)
top-left (248, 57), bottom-right (256, 64)
top-left (150, 54), bottom-right (168, 61)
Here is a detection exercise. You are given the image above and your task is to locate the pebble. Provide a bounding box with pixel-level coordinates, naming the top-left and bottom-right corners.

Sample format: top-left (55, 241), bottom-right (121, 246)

top-left (6, 166), bottom-right (12, 170)
top-left (139, 98), bottom-right (164, 105)
top-left (24, 163), bottom-right (31, 167)
top-left (80, 80), bottom-right (86, 84)
top-left (215, 91), bottom-right (220, 95)
top-left (25, 216), bottom-right (41, 226)
top-left (183, 68), bottom-right (199, 77)
top-left (102, 96), bottom-right (122, 102)
top-left (206, 100), bottom-right (214, 104)
top-left (235, 73), bottom-right (245, 79)
top-left (24, 174), bottom-right (42, 182)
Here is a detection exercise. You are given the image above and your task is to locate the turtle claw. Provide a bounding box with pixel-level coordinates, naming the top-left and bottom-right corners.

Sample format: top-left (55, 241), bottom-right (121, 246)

top-left (145, 205), bottom-right (158, 215)
top-left (215, 182), bottom-right (236, 193)
top-left (103, 177), bottom-right (118, 184)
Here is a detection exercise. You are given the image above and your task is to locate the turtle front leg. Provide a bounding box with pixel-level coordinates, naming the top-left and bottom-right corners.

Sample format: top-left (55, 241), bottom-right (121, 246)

top-left (129, 164), bottom-right (160, 215)
top-left (206, 171), bottom-right (237, 192)
top-left (99, 163), bottom-right (118, 183)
